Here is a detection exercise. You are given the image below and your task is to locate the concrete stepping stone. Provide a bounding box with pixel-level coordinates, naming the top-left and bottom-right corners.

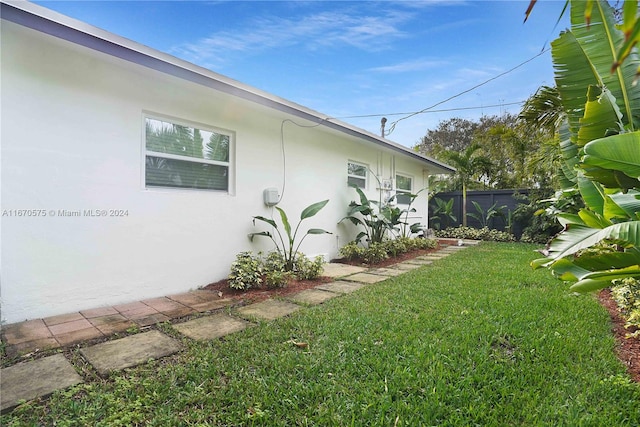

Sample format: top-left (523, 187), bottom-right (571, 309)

top-left (173, 313), bottom-right (252, 341)
top-left (416, 255), bottom-right (444, 261)
top-left (315, 280), bottom-right (365, 294)
top-left (235, 299), bottom-right (301, 321)
top-left (287, 289), bottom-right (339, 305)
top-left (1, 354), bottom-right (83, 412)
top-left (367, 268), bottom-right (406, 277)
top-left (80, 330), bottom-right (180, 376)
top-left (321, 263), bottom-right (367, 278)
top-left (343, 272), bottom-right (389, 284)
top-left (392, 262), bottom-right (423, 271)
top-left (402, 258), bottom-right (436, 266)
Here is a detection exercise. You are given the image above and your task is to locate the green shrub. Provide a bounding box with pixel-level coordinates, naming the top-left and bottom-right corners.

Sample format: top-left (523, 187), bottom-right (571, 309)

top-left (383, 238), bottom-right (409, 257)
top-left (339, 237), bottom-right (438, 265)
top-left (263, 251), bottom-right (292, 288)
top-left (339, 241), bottom-right (364, 261)
top-left (611, 278), bottom-right (640, 338)
top-left (361, 242), bottom-right (389, 265)
top-left (228, 251), bottom-right (325, 290)
top-left (434, 226), bottom-right (515, 242)
top-left (229, 252), bottom-right (263, 290)
top-left (294, 253), bottom-right (325, 280)
top-left (411, 237), bottom-right (438, 250)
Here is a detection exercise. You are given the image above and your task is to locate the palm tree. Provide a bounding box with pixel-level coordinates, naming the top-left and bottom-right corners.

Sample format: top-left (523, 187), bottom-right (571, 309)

top-left (441, 144), bottom-right (492, 227)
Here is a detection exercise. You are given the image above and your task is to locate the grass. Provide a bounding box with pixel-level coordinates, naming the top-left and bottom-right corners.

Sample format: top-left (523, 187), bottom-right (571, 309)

top-left (3, 242), bottom-right (640, 426)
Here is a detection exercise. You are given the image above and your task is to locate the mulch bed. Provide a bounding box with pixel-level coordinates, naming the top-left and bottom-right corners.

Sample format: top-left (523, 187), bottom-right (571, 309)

top-left (597, 289), bottom-right (640, 383)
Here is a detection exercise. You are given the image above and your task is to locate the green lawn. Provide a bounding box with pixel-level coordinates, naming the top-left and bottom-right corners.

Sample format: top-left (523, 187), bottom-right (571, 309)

top-left (4, 242), bottom-right (639, 426)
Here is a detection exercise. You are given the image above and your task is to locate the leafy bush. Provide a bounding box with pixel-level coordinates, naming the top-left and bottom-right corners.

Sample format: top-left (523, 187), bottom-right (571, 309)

top-left (435, 226), bottom-right (515, 242)
top-left (512, 190), bottom-right (576, 244)
top-left (339, 237), bottom-right (438, 265)
top-left (339, 241), bottom-right (364, 261)
top-left (408, 237), bottom-right (438, 251)
top-left (611, 278), bottom-right (640, 338)
top-left (263, 251), bottom-right (293, 288)
top-left (361, 242), bottom-right (389, 265)
top-left (294, 253), bottom-right (325, 280)
top-left (229, 252), bottom-right (263, 290)
top-left (383, 237), bottom-right (409, 257)
top-left (228, 251), bottom-right (324, 290)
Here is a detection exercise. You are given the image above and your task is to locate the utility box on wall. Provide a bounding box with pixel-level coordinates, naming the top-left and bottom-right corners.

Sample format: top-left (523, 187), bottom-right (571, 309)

top-left (263, 188), bottom-right (280, 206)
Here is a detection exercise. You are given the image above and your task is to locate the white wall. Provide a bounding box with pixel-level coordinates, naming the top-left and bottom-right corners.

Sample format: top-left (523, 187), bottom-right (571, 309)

top-left (1, 21), bottom-right (435, 323)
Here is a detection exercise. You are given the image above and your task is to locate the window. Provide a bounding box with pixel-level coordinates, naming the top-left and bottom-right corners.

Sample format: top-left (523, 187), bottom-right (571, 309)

top-left (144, 116), bottom-right (232, 191)
top-left (395, 174), bottom-right (413, 205)
top-left (347, 161), bottom-right (368, 188)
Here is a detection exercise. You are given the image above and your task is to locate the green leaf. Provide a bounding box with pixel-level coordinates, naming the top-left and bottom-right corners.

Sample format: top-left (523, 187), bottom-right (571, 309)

top-left (577, 208), bottom-right (610, 229)
top-left (248, 231), bottom-right (272, 242)
top-left (573, 250), bottom-right (640, 271)
top-left (275, 207), bottom-right (292, 241)
top-left (582, 132), bottom-right (640, 179)
top-left (570, 0), bottom-right (640, 130)
top-left (545, 221), bottom-right (640, 261)
top-left (577, 86), bottom-right (623, 147)
top-left (306, 228), bottom-right (332, 235)
top-left (253, 216), bottom-right (277, 228)
top-left (569, 278), bottom-right (613, 292)
top-left (608, 190), bottom-right (640, 219)
top-left (300, 199), bottom-right (329, 220)
top-left (577, 174), bottom-right (605, 214)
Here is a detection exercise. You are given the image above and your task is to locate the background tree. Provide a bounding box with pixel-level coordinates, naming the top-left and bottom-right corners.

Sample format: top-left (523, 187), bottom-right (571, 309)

top-left (439, 144), bottom-right (492, 226)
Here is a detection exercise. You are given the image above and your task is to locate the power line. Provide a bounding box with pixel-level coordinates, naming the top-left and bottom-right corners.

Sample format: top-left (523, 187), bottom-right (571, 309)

top-left (382, 48), bottom-right (550, 136)
top-left (334, 101), bottom-right (525, 120)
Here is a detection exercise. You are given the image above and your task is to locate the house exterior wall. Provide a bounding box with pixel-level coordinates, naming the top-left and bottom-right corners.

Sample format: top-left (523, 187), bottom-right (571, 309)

top-left (1, 21), bottom-right (436, 323)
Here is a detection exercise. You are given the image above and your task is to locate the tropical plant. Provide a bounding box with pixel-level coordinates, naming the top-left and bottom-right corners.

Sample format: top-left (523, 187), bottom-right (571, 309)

top-left (429, 197), bottom-right (457, 230)
top-left (440, 144), bottom-right (492, 227)
top-left (528, 0), bottom-right (640, 292)
top-left (249, 200), bottom-right (331, 272)
top-left (466, 201), bottom-right (507, 229)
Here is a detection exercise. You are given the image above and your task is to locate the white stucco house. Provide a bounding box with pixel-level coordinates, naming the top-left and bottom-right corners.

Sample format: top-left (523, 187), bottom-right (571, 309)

top-left (0, 1), bottom-right (454, 324)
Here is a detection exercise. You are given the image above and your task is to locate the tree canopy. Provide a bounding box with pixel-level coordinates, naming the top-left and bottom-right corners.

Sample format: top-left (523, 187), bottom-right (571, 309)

top-left (415, 113), bottom-right (558, 191)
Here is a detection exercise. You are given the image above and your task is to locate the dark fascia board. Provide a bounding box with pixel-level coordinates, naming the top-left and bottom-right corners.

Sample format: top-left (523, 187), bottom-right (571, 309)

top-left (2, 1), bottom-right (455, 175)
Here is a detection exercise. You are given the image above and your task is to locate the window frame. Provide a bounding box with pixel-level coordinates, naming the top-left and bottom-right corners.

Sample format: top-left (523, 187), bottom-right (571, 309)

top-left (142, 113), bottom-right (234, 193)
top-left (395, 172), bottom-right (414, 205)
top-left (347, 160), bottom-right (369, 189)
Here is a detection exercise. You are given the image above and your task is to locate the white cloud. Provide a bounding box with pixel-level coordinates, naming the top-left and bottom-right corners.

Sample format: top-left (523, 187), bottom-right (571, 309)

top-left (368, 58), bottom-right (449, 73)
top-left (170, 8), bottom-right (413, 67)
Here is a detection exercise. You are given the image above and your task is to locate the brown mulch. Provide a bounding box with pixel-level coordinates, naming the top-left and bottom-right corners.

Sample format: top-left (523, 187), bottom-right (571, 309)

top-left (597, 289), bottom-right (640, 383)
top-left (203, 276), bottom-right (334, 304)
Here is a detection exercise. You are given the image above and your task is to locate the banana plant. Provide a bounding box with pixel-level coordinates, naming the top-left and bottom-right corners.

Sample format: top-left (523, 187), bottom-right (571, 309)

top-left (249, 200), bottom-right (331, 271)
top-left (339, 185), bottom-right (394, 245)
top-left (529, 0), bottom-right (640, 292)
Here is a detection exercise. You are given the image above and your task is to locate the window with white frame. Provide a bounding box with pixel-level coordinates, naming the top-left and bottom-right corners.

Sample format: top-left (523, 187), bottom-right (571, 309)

top-left (395, 173), bottom-right (413, 205)
top-left (347, 161), bottom-right (368, 188)
top-left (144, 116), bottom-right (232, 191)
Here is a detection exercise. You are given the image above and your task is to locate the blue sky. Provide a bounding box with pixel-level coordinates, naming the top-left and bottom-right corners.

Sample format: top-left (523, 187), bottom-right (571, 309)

top-left (34, 1), bottom-right (571, 148)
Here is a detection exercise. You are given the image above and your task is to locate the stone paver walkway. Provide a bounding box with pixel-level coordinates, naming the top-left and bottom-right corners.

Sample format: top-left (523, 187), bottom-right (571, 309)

top-left (1, 241), bottom-right (474, 412)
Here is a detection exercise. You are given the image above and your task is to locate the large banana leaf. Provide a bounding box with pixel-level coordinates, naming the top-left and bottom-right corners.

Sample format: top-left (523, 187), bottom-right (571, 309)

top-left (576, 86), bottom-right (623, 146)
top-left (544, 221), bottom-right (640, 261)
top-left (570, 0), bottom-right (640, 130)
top-left (582, 131), bottom-right (640, 179)
top-left (609, 190), bottom-right (640, 219)
top-left (552, 31), bottom-right (602, 142)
